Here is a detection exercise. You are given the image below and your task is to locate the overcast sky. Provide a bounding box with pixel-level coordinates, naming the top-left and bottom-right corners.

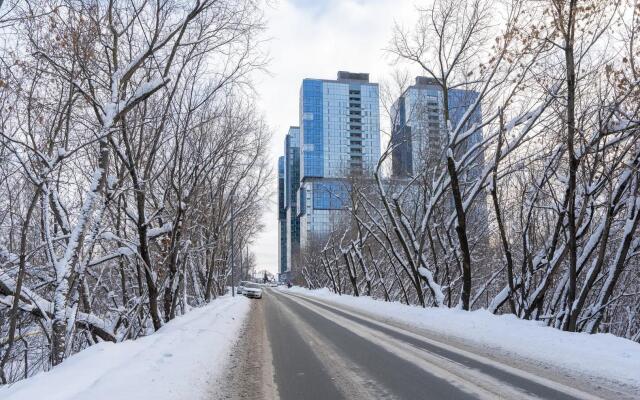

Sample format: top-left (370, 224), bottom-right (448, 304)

top-left (250, 0), bottom-right (419, 274)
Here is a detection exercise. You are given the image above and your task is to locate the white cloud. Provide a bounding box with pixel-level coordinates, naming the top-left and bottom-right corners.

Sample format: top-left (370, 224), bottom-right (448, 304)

top-left (251, 0), bottom-right (420, 274)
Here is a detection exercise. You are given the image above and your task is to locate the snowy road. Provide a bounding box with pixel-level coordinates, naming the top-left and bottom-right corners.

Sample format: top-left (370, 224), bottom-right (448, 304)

top-left (220, 288), bottom-right (637, 400)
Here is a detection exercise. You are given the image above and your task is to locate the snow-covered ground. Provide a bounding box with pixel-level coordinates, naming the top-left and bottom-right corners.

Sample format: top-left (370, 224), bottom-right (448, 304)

top-left (0, 295), bottom-right (250, 400)
top-left (285, 287), bottom-right (640, 388)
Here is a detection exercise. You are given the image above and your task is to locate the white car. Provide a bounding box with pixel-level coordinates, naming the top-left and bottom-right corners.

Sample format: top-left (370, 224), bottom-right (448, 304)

top-left (243, 283), bottom-right (263, 299)
top-left (237, 281), bottom-right (251, 295)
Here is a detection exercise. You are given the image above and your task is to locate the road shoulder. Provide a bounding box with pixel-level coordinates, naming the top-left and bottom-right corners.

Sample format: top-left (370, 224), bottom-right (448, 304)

top-left (212, 297), bottom-right (277, 400)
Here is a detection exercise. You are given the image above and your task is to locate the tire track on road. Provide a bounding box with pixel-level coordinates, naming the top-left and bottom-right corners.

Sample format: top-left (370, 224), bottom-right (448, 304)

top-left (277, 290), bottom-right (602, 400)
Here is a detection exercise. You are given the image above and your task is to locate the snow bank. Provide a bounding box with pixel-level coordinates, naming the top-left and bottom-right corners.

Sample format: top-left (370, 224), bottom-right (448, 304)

top-left (284, 287), bottom-right (640, 388)
top-left (1, 295), bottom-right (250, 400)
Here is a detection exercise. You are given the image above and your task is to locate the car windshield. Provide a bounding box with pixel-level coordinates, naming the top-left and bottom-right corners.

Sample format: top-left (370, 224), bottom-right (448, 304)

top-left (246, 283), bottom-right (260, 289)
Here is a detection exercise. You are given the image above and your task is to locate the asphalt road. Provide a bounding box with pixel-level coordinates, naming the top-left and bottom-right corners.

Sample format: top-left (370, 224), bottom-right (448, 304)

top-left (219, 288), bottom-right (636, 400)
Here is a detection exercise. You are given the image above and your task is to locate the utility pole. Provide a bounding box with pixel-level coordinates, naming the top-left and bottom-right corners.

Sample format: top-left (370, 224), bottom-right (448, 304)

top-left (239, 240), bottom-right (243, 282)
top-left (230, 196), bottom-right (235, 297)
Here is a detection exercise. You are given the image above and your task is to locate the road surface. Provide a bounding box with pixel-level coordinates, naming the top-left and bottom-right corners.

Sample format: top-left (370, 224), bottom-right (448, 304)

top-left (217, 288), bottom-right (636, 400)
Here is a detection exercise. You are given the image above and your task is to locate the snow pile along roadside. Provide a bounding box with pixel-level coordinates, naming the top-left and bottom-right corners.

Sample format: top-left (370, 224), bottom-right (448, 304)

top-left (284, 286), bottom-right (640, 388)
top-left (0, 295), bottom-right (250, 400)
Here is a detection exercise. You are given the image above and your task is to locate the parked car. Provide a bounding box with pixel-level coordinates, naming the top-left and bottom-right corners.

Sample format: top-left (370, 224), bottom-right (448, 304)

top-left (243, 283), bottom-right (263, 299)
top-left (237, 281), bottom-right (251, 295)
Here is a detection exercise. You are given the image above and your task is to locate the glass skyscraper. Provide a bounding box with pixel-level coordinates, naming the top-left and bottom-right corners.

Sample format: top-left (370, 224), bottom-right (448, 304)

top-left (390, 76), bottom-right (487, 233)
top-left (298, 72), bottom-right (380, 249)
top-left (277, 156), bottom-right (287, 275)
top-left (391, 76), bottom-right (483, 179)
top-left (277, 71), bottom-right (381, 277)
top-left (284, 126), bottom-right (300, 278)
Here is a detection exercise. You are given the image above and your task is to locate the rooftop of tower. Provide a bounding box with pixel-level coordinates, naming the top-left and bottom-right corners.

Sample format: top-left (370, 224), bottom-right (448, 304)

top-left (301, 71), bottom-right (378, 86)
top-left (337, 71), bottom-right (370, 83)
top-left (414, 76), bottom-right (439, 86)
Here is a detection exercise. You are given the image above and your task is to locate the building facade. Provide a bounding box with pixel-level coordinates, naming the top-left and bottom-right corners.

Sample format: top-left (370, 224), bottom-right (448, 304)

top-left (391, 76), bottom-right (487, 236)
top-left (277, 71), bottom-right (381, 278)
top-left (284, 127), bottom-right (300, 280)
top-left (391, 76), bottom-right (483, 179)
top-left (297, 71), bottom-right (381, 249)
top-left (277, 156), bottom-right (287, 275)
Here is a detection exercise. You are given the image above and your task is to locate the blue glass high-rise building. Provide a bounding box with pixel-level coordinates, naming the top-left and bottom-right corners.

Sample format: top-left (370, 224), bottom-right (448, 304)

top-left (277, 71), bottom-right (381, 277)
top-left (391, 76), bottom-right (487, 233)
top-left (297, 71), bottom-right (380, 248)
top-left (391, 76), bottom-right (483, 178)
top-left (277, 156), bottom-right (287, 275)
top-left (284, 127), bottom-right (301, 278)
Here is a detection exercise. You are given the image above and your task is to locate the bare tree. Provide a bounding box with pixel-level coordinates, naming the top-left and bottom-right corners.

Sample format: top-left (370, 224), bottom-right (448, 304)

top-left (0, 0), bottom-right (270, 383)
